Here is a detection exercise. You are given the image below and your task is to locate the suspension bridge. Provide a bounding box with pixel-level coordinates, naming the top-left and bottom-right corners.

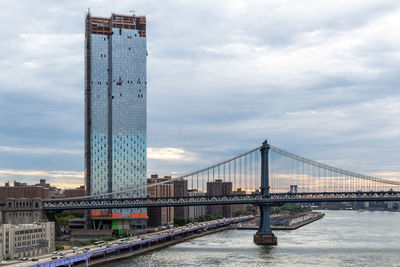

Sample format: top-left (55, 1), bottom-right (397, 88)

top-left (43, 140), bottom-right (400, 245)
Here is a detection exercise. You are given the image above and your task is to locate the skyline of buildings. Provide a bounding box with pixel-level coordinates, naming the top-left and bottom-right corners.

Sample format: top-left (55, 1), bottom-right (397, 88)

top-left (84, 12), bottom-right (148, 228)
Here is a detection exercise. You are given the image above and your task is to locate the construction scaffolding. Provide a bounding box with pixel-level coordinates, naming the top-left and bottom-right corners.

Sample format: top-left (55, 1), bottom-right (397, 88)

top-left (87, 13), bottom-right (146, 36)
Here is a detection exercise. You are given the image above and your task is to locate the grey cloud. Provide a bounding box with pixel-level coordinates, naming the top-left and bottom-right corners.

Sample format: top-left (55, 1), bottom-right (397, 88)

top-left (0, 0), bottom-right (399, 184)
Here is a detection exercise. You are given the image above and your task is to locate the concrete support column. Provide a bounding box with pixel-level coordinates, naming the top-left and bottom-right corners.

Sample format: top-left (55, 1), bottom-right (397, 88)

top-left (254, 140), bottom-right (277, 245)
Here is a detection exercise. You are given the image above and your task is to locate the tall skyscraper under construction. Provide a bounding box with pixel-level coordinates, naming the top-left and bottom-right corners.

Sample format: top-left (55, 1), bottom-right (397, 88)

top-left (84, 12), bottom-right (148, 230)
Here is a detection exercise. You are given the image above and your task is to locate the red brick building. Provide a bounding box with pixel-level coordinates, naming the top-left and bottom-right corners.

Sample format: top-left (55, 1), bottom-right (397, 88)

top-left (64, 186), bottom-right (85, 198)
top-left (147, 175), bottom-right (174, 227)
top-left (173, 179), bottom-right (188, 220)
top-left (207, 179), bottom-right (232, 218)
top-left (231, 188), bottom-right (248, 215)
top-left (0, 182), bottom-right (49, 202)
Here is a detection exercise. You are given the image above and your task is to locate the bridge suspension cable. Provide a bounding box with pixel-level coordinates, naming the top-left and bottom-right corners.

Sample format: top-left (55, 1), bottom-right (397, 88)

top-left (269, 145), bottom-right (400, 193)
top-left (57, 146), bottom-right (262, 200)
top-left (54, 142), bottom-right (399, 200)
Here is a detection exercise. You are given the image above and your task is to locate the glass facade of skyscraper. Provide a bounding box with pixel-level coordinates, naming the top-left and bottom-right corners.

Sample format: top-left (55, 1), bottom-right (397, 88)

top-left (84, 13), bottom-right (147, 228)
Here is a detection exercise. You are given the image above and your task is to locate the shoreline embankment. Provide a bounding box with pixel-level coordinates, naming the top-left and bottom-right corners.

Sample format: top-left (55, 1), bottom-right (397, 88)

top-left (87, 212), bottom-right (325, 266)
top-left (233, 211), bottom-right (325, 230)
top-left (30, 216), bottom-right (253, 267)
top-left (88, 226), bottom-right (230, 266)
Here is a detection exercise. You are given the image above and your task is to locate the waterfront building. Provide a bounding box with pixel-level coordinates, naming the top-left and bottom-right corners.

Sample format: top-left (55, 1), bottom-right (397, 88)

top-left (0, 222), bottom-right (55, 260)
top-left (0, 198), bottom-right (46, 225)
top-left (84, 12), bottom-right (148, 230)
top-left (173, 180), bottom-right (188, 220)
top-left (68, 218), bottom-right (86, 230)
top-left (63, 186), bottom-right (86, 216)
top-left (64, 186), bottom-right (85, 198)
top-left (207, 180), bottom-right (232, 218)
top-left (385, 201), bottom-right (399, 211)
top-left (147, 175), bottom-right (174, 227)
top-left (231, 188), bottom-right (247, 215)
top-left (188, 190), bottom-right (206, 220)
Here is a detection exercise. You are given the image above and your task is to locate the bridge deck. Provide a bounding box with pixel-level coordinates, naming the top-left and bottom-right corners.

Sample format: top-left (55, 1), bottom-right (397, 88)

top-left (42, 191), bottom-right (400, 210)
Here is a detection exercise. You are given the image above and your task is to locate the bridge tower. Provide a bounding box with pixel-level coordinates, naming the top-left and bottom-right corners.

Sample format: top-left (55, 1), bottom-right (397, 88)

top-left (253, 140), bottom-right (277, 245)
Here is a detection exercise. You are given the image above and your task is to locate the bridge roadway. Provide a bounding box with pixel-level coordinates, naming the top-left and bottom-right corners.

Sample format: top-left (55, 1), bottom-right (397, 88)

top-left (8, 216), bottom-right (253, 267)
top-left (42, 191), bottom-right (400, 211)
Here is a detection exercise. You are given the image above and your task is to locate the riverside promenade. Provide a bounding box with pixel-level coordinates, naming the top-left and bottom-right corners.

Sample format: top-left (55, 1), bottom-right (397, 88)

top-left (234, 212), bottom-right (324, 230)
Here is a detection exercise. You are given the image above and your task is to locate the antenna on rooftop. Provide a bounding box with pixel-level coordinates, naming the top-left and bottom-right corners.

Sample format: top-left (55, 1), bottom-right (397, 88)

top-left (129, 10), bottom-right (135, 16)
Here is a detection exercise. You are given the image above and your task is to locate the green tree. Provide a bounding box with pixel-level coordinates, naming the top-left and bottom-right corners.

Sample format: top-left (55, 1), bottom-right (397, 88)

top-left (271, 205), bottom-right (311, 214)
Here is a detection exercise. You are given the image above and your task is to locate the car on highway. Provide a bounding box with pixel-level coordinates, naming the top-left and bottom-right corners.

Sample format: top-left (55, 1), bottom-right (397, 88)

top-left (72, 246), bottom-right (78, 250)
top-left (18, 257), bottom-right (28, 261)
top-left (94, 241), bottom-right (106, 247)
top-left (31, 258), bottom-right (38, 261)
top-left (51, 256), bottom-right (58, 260)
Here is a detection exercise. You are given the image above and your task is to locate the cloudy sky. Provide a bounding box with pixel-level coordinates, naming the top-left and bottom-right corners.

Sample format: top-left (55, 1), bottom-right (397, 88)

top-left (0, 0), bottom-right (399, 188)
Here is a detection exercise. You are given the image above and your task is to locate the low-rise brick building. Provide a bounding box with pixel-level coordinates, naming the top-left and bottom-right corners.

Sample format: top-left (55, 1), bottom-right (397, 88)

top-left (0, 182), bottom-right (49, 202)
top-left (64, 186), bottom-right (85, 198)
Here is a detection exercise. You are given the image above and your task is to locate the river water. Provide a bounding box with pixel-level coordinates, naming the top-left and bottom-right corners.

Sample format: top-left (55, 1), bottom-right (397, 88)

top-left (102, 210), bottom-right (400, 266)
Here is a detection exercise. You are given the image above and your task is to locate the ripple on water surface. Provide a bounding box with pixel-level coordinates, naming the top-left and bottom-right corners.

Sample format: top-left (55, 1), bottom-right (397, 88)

top-left (101, 210), bottom-right (400, 267)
